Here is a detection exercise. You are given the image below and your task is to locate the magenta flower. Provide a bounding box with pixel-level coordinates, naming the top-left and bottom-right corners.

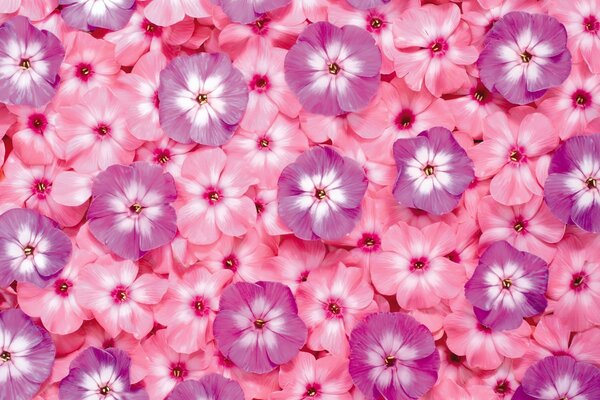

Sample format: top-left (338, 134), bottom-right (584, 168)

top-left (392, 127), bottom-right (474, 215)
top-left (166, 374), bottom-right (244, 400)
top-left (478, 12), bottom-right (572, 105)
top-left (87, 162), bottom-right (177, 261)
top-left (0, 309), bottom-right (55, 400)
top-left (0, 16), bottom-right (65, 107)
top-left (277, 146), bottom-right (368, 241)
top-left (59, 347), bottom-right (148, 400)
top-left (284, 22), bottom-right (381, 116)
top-left (212, 0), bottom-right (291, 24)
top-left (346, 0), bottom-right (391, 10)
top-left (213, 281), bottom-right (307, 374)
top-left (513, 356), bottom-right (600, 400)
top-left (0, 208), bottom-right (72, 288)
top-left (58, 0), bottom-right (136, 31)
top-left (465, 241), bottom-right (549, 331)
top-left (544, 134), bottom-right (600, 233)
top-left (158, 53), bottom-right (249, 146)
top-left (349, 312), bottom-right (440, 400)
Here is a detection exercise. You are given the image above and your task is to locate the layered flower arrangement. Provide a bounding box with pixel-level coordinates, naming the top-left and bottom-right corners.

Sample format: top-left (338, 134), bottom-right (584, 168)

top-left (1, 0), bottom-right (600, 399)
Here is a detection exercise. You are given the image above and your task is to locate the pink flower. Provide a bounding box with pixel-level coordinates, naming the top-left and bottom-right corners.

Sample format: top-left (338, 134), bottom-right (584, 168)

top-left (135, 136), bottom-right (197, 178)
top-left (371, 222), bottom-right (466, 310)
top-left (248, 187), bottom-right (292, 236)
top-left (144, 0), bottom-right (211, 27)
top-left (393, 3), bottom-right (478, 96)
top-left (0, 0), bottom-right (58, 21)
top-left (468, 110), bottom-right (558, 206)
top-left (75, 255), bottom-right (168, 339)
top-left (271, 352), bottom-right (353, 400)
top-left (155, 269), bottom-right (232, 354)
top-left (296, 264), bottom-right (377, 356)
top-left (175, 148), bottom-right (258, 245)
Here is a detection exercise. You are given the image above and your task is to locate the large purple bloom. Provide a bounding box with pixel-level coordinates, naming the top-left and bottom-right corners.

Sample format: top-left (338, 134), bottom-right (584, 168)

top-left (58, 0), bottom-right (136, 31)
top-left (284, 22), bottom-right (381, 116)
top-left (0, 208), bottom-right (71, 288)
top-left (0, 16), bottom-right (64, 107)
top-left (88, 161), bottom-right (177, 261)
top-left (513, 356), bottom-right (600, 400)
top-left (158, 53), bottom-right (248, 146)
top-left (59, 347), bottom-right (148, 400)
top-left (465, 241), bottom-right (548, 331)
top-left (349, 312), bottom-right (440, 400)
top-left (166, 374), bottom-right (244, 400)
top-left (544, 134), bottom-right (600, 233)
top-left (392, 127), bottom-right (474, 215)
top-left (212, 0), bottom-right (291, 24)
top-left (277, 146), bottom-right (368, 241)
top-left (0, 309), bottom-right (55, 400)
top-left (478, 12), bottom-right (571, 105)
top-left (213, 281), bottom-right (307, 374)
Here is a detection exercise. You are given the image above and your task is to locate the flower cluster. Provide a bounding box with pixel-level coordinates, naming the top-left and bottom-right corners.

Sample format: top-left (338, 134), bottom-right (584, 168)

top-left (1, 0), bottom-right (600, 399)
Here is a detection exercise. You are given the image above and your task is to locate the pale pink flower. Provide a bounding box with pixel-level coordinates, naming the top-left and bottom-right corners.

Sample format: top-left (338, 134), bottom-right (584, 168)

top-left (135, 136), bottom-right (197, 178)
top-left (248, 187), bottom-right (291, 236)
top-left (0, 0), bottom-right (58, 21)
top-left (144, 0), bottom-right (212, 27)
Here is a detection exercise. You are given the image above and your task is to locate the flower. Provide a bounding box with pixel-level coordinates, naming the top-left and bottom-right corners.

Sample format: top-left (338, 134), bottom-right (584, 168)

top-left (0, 208), bottom-right (71, 288)
top-left (158, 53), bottom-right (249, 146)
top-left (144, 0), bottom-right (211, 27)
top-left (393, 3), bottom-right (478, 96)
top-left (212, 0), bottom-right (291, 24)
top-left (512, 356), bottom-right (600, 400)
top-left (392, 126), bottom-right (474, 215)
top-left (166, 374), bottom-right (244, 400)
top-left (277, 146), bottom-right (368, 241)
top-left (59, 347), bottom-right (148, 400)
top-left (271, 352), bottom-right (353, 400)
top-left (346, 0), bottom-right (391, 10)
top-left (0, 309), bottom-right (55, 400)
top-left (58, 0), bottom-right (136, 31)
top-left (87, 161), bottom-right (178, 261)
top-left (465, 241), bottom-right (549, 331)
top-left (284, 21), bottom-right (381, 116)
top-left (0, 16), bottom-right (65, 107)
top-left (213, 281), bottom-right (307, 374)
top-left (544, 133), bottom-right (600, 233)
top-left (348, 312), bottom-right (440, 400)
top-left (477, 11), bottom-right (572, 105)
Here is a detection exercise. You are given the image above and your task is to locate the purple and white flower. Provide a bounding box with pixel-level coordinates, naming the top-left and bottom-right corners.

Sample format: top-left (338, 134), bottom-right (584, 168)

top-left (0, 208), bottom-right (72, 288)
top-left (544, 133), bottom-right (600, 233)
top-left (349, 312), bottom-right (440, 400)
top-left (392, 126), bottom-right (474, 215)
top-left (58, 0), bottom-right (136, 31)
top-left (478, 12), bottom-right (572, 105)
top-left (59, 346), bottom-right (148, 400)
top-left (166, 374), bottom-right (245, 400)
top-left (277, 146), bottom-right (368, 241)
top-left (0, 309), bottom-right (55, 400)
top-left (213, 281), bottom-right (307, 374)
top-left (465, 241), bottom-right (549, 331)
top-left (346, 0), bottom-right (391, 10)
top-left (513, 356), bottom-right (600, 400)
top-left (284, 22), bottom-right (382, 116)
top-left (158, 53), bottom-right (249, 146)
top-left (0, 16), bottom-right (65, 107)
top-left (212, 0), bottom-right (291, 24)
top-left (88, 161), bottom-right (177, 261)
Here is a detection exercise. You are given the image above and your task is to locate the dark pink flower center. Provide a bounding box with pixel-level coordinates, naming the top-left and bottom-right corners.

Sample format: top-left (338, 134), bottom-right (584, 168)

top-left (191, 296), bottom-right (209, 316)
top-left (315, 188), bottom-right (327, 200)
top-left (486, 18), bottom-right (499, 32)
top-left (384, 355), bottom-right (396, 367)
top-left (254, 319), bottom-right (266, 329)
top-left (153, 91), bottom-right (160, 109)
top-left (509, 148), bottom-right (524, 163)
top-left (328, 62), bottom-right (341, 75)
top-left (495, 380), bottom-right (511, 394)
top-left (471, 83), bottom-right (492, 104)
top-left (411, 257), bottom-right (427, 271)
top-left (19, 58), bottom-right (31, 69)
top-left (129, 203), bottom-right (143, 214)
top-left (513, 218), bottom-right (527, 233)
top-left (250, 75), bottom-right (270, 92)
top-left (358, 233), bottom-right (381, 252)
top-left (395, 109), bottom-right (415, 130)
top-left (257, 136), bottom-right (270, 149)
top-left (154, 148), bottom-right (171, 164)
top-left (572, 89), bottom-right (591, 108)
top-left (305, 384), bottom-right (321, 397)
top-left (171, 363), bottom-right (187, 380)
top-left (23, 245), bottom-right (34, 257)
top-left (142, 19), bottom-right (162, 37)
top-left (99, 386), bottom-right (111, 395)
top-left (326, 301), bottom-right (343, 318)
top-left (586, 177), bottom-right (597, 189)
top-left (27, 113), bottom-right (47, 134)
top-left (584, 16), bottom-right (599, 33)
top-left (222, 254), bottom-right (239, 271)
top-left (299, 271), bottom-right (309, 282)
top-left (32, 179), bottom-right (51, 198)
top-left (477, 323), bottom-right (492, 333)
top-left (429, 38), bottom-right (448, 56)
top-left (571, 273), bottom-right (586, 290)
top-left (95, 124), bottom-right (111, 136)
top-left (520, 51), bottom-right (532, 63)
top-left (111, 286), bottom-right (128, 303)
top-left (255, 200), bottom-right (264, 214)
top-left (251, 16), bottom-right (270, 34)
top-left (447, 250), bottom-right (461, 263)
top-left (205, 189), bottom-right (222, 204)
top-left (501, 278), bottom-right (512, 289)
top-left (448, 352), bottom-right (463, 364)
top-left (423, 164), bottom-right (435, 176)
top-left (75, 63), bottom-right (94, 82)
top-left (54, 279), bottom-right (72, 297)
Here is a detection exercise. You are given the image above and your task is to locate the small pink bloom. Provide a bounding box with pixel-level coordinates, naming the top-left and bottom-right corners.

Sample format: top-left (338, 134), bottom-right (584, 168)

top-left (135, 136), bottom-right (197, 178)
top-left (249, 187), bottom-right (291, 236)
top-left (144, 0), bottom-right (212, 27)
top-left (0, 0), bottom-right (58, 21)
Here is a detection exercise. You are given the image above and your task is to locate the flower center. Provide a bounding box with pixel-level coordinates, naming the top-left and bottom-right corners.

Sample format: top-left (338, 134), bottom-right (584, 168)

top-left (423, 165), bottom-right (435, 176)
top-left (259, 138), bottom-right (269, 148)
top-left (520, 51), bottom-right (532, 63)
top-left (412, 260), bottom-right (426, 270)
top-left (384, 355), bottom-right (396, 367)
top-left (255, 201), bottom-right (264, 214)
top-left (171, 365), bottom-right (185, 379)
top-left (395, 109), bottom-right (415, 129)
top-left (96, 124), bottom-right (110, 136)
top-left (328, 302), bottom-right (341, 315)
top-left (223, 255), bottom-right (238, 271)
top-left (23, 246), bottom-right (34, 256)
top-left (315, 188), bottom-right (327, 200)
top-left (584, 16), bottom-right (599, 33)
top-left (157, 151), bottom-right (170, 164)
top-left (495, 380), bottom-right (509, 394)
top-left (502, 278), bottom-right (512, 289)
top-left (254, 319), bottom-right (266, 329)
top-left (207, 191), bottom-right (220, 203)
top-left (19, 59), bottom-right (31, 69)
top-left (0, 351), bottom-right (10, 362)
top-left (36, 181), bottom-right (47, 193)
top-left (113, 289), bottom-right (127, 302)
top-left (586, 177), bottom-right (597, 189)
top-left (54, 279), bottom-right (72, 296)
top-left (358, 233), bottom-right (381, 252)
top-left (370, 17), bottom-right (382, 29)
top-left (572, 274), bottom-right (585, 288)
top-left (513, 220), bottom-right (525, 232)
top-left (573, 89), bottom-right (591, 108)
top-left (76, 63), bottom-right (93, 81)
top-left (99, 386), bottom-right (111, 396)
top-left (28, 113), bottom-right (47, 133)
top-left (509, 149), bottom-right (523, 162)
top-left (431, 42), bottom-right (442, 52)
top-left (328, 63), bottom-right (340, 75)
top-left (197, 93), bottom-right (208, 105)
top-left (129, 203), bottom-right (143, 214)
top-left (306, 386), bottom-right (317, 397)
top-left (449, 352), bottom-right (462, 364)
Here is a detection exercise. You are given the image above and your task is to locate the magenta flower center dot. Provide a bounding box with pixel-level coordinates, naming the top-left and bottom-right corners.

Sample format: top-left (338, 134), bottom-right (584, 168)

top-left (76, 63), bottom-right (93, 81)
top-left (384, 355), bottom-right (396, 367)
top-left (1, 351), bottom-right (10, 362)
top-left (259, 138), bottom-right (270, 148)
top-left (54, 279), bottom-right (72, 296)
top-left (315, 188), bottom-right (327, 200)
top-left (156, 151), bottom-right (170, 164)
top-left (113, 288), bottom-right (127, 302)
top-left (502, 278), bottom-right (512, 289)
top-left (129, 203), bottom-right (143, 214)
top-left (572, 89), bottom-right (590, 107)
top-left (395, 109), bottom-right (415, 129)
top-left (171, 365), bottom-right (185, 379)
top-left (370, 18), bottom-right (382, 29)
top-left (23, 245), bottom-right (34, 256)
top-left (306, 386), bottom-right (317, 397)
top-left (584, 16), bottom-right (599, 32)
top-left (514, 220), bottom-right (526, 232)
top-left (328, 302), bottom-right (341, 315)
top-left (423, 164), bottom-right (435, 176)
top-left (509, 149), bottom-right (523, 162)
top-left (96, 124), bottom-right (110, 136)
top-left (495, 380), bottom-right (510, 394)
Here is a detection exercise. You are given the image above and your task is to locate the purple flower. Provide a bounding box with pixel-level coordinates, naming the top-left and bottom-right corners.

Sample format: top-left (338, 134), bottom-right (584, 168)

top-left (478, 12), bottom-right (571, 105)
top-left (58, 0), bottom-right (136, 31)
top-left (465, 241), bottom-right (548, 331)
top-left (213, 281), bottom-right (307, 374)
top-left (349, 312), bottom-right (440, 400)
top-left (88, 162), bottom-right (177, 261)
top-left (166, 374), bottom-right (244, 400)
top-left (158, 53), bottom-right (248, 146)
top-left (284, 22), bottom-right (381, 116)
top-left (0, 309), bottom-right (55, 399)
top-left (392, 127), bottom-right (474, 215)
top-left (0, 16), bottom-right (64, 107)
top-left (59, 347), bottom-right (148, 400)
top-left (277, 146), bottom-right (368, 241)
top-left (212, 0), bottom-right (291, 24)
top-left (0, 208), bottom-right (71, 288)
top-left (346, 0), bottom-right (391, 9)
top-left (513, 356), bottom-right (600, 400)
top-left (544, 134), bottom-right (600, 233)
